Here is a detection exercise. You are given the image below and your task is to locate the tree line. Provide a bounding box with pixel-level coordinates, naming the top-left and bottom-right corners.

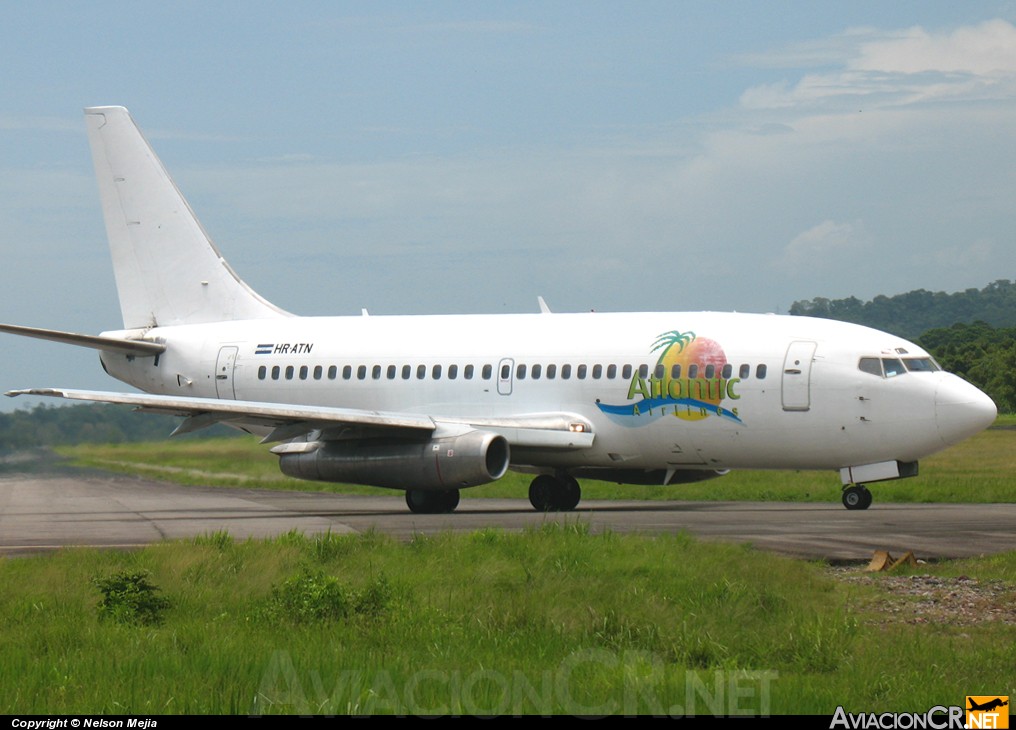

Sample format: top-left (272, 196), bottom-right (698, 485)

top-left (790, 279), bottom-right (1016, 340)
top-left (791, 280), bottom-right (1015, 413)
top-left (0, 403), bottom-right (237, 450)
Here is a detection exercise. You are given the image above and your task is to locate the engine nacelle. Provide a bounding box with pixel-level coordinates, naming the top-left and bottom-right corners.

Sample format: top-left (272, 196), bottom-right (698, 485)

top-left (277, 430), bottom-right (510, 491)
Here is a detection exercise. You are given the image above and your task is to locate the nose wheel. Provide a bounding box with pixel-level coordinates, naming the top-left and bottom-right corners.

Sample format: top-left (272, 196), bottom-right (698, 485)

top-left (841, 484), bottom-right (872, 510)
top-left (529, 474), bottom-right (582, 511)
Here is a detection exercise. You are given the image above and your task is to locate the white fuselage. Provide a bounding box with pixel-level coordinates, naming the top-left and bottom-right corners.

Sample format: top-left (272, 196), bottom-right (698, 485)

top-left (100, 310), bottom-right (993, 476)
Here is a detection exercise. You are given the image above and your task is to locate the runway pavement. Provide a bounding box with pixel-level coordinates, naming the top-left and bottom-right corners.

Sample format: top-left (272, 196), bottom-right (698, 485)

top-left (2, 469), bottom-right (1014, 561)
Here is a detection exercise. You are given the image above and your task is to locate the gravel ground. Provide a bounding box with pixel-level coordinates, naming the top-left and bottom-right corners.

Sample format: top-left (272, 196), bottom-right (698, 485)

top-left (831, 569), bottom-right (1016, 626)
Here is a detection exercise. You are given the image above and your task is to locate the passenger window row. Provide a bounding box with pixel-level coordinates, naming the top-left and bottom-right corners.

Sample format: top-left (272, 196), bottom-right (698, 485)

top-left (256, 361), bottom-right (769, 382)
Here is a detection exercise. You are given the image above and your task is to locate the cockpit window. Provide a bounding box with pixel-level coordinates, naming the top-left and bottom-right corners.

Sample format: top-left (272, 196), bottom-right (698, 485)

top-left (882, 358), bottom-right (905, 377)
top-left (858, 357), bottom-right (882, 377)
top-left (903, 357), bottom-right (939, 372)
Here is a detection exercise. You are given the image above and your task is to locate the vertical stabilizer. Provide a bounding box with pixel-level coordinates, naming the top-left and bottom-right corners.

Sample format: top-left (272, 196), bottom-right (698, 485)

top-left (85, 106), bottom-right (289, 328)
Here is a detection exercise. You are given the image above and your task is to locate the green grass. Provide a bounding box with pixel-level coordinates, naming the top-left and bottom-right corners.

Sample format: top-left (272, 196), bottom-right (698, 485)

top-left (1, 528), bottom-right (1012, 715)
top-left (59, 415), bottom-right (1016, 504)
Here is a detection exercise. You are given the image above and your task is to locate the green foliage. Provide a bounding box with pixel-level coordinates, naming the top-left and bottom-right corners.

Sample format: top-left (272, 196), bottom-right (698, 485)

top-left (791, 281), bottom-right (1016, 412)
top-left (192, 530), bottom-right (235, 550)
top-left (0, 532), bottom-right (1012, 713)
top-left (919, 322), bottom-right (1016, 413)
top-left (0, 402), bottom-right (241, 451)
top-left (790, 279), bottom-right (1016, 339)
top-left (92, 570), bottom-right (170, 626)
top-left (254, 570), bottom-right (398, 624)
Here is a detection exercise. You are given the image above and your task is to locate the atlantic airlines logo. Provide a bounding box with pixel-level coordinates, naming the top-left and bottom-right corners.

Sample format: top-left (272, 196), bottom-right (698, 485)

top-left (596, 330), bottom-right (743, 426)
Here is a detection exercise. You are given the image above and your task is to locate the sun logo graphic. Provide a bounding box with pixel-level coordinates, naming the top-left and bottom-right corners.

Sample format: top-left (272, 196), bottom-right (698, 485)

top-left (966, 697), bottom-right (1009, 729)
top-left (596, 330), bottom-right (743, 426)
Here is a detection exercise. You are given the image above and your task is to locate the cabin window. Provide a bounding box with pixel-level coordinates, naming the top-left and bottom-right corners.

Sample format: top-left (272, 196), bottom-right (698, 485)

top-left (882, 358), bottom-right (905, 378)
top-left (721, 363), bottom-right (732, 379)
top-left (561, 364), bottom-right (572, 380)
top-left (483, 364), bottom-right (493, 380)
top-left (258, 365), bottom-right (267, 380)
top-left (328, 365), bottom-right (337, 380)
top-left (402, 364), bottom-right (411, 380)
top-left (858, 358), bottom-right (882, 376)
top-left (531, 364), bottom-right (542, 380)
top-left (704, 364), bottom-right (715, 379)
top-left (313, 365), bottom-right (323, 380)
top-left (387, 365), bottom-right (397, 380)
top-left (546, 364), bottom-right (557, 379)
top-left (622, 365), bottom-right (632, 379)
top-left (299, 365), bottom-right (309, 380)
top-left (285, 365), bottom-right (295, 380)
top-left (654, 363), bottom-right (665, 379)
top-left (739, 364), bottom-right (750, 379)
top-left (417, 364), bottom-right (426, 380)
top-left (465, 364), bottom-right (475, 380)
top-left (271, 366), bottom-right (281, 380)
top-left (671, 364), bottom-right (681, 378)
top-left (356, 365), bottom-right (367, 380)
top-left (756, 364), bottom-right (767, 379)
top-left (499, 364), bottom-right (509, 380)
top-left (592, 364), bottom-right (602, 379)
top-left (577, 364), bottom-right (587, 380)
top-left (688, 364), bottom-right (699, 378)
top-left (517, 364), bottom-right (527, 380)
top-left (342, 365), bottom-right (352, 380)
top-left (607, 364), bottom-right (617, 379)
top-left (638, 364), bottom-right (649, 378)
top-left (432, 364), bottom-right (442, 380)
top-left (448, 364), bottom-right (458, 380)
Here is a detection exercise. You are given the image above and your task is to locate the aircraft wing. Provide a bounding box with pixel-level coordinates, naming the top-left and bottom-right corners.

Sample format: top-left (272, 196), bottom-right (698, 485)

top-left (5, 388), bottom-right (594, 449)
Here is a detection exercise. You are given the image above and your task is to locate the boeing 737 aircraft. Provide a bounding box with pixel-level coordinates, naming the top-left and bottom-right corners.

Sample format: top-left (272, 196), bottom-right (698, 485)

top-left (0, 107), bottom-right (998, 513)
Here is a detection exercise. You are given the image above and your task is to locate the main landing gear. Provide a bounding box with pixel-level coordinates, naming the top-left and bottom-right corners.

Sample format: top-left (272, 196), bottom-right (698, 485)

top-left (528, 474), bottom-right (582, 512)
top-left (841, 484), bottom-right (873, 510)
top-left (405, 488), bottom-right (460, 514)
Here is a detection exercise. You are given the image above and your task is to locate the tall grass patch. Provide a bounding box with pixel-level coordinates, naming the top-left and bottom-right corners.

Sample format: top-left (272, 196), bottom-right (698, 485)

top-left (2, 531), bottom-right (1012, 714)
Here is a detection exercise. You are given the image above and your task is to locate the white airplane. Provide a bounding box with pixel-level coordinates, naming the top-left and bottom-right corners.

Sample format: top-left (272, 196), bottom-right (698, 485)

top-left (1, 106), bottom-right (998, 513)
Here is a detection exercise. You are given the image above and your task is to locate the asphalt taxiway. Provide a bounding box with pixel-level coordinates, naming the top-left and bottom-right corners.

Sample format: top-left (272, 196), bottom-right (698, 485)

top-left (2, 470), bottom-right (1014, 560)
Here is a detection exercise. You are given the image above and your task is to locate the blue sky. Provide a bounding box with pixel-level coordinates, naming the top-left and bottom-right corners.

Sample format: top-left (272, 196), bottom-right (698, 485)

top-left (2, 2), bottom-right (1016, 410)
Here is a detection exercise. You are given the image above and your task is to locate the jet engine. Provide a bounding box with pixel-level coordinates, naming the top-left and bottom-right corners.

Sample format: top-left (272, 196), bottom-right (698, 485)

top-left (276, 430), bottom-right (510, 491)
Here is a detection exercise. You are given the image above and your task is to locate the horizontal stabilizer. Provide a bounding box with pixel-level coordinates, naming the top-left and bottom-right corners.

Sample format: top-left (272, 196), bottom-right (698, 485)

top-left (0, 323), bottom-right (165, 356)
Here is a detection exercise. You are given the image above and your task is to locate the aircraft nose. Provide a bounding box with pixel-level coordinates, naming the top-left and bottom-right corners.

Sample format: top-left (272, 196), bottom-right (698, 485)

top-left (935, 376), bottom-right (997, 446)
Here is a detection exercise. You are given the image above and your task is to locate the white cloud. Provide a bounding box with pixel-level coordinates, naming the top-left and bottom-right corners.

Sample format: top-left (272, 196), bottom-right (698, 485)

top-left (851, 20), bottom-right (1016, 74)
top-left (778, 220), bottom-right (872, 275)
top-left (740, 19), bottom-right (1016, 112)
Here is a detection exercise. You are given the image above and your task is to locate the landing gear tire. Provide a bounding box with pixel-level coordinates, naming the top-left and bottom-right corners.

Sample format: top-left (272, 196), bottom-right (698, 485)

top-left (558, 475), bottom-right (581, 511)
top-left (528, 475), bottom-right (556, 511)
top-left (842, 485), bottom-right (872, 511)
top-left (406, 488), bottom-right (460, 514)
top-left (528, 474), bottom-right (582, 512)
